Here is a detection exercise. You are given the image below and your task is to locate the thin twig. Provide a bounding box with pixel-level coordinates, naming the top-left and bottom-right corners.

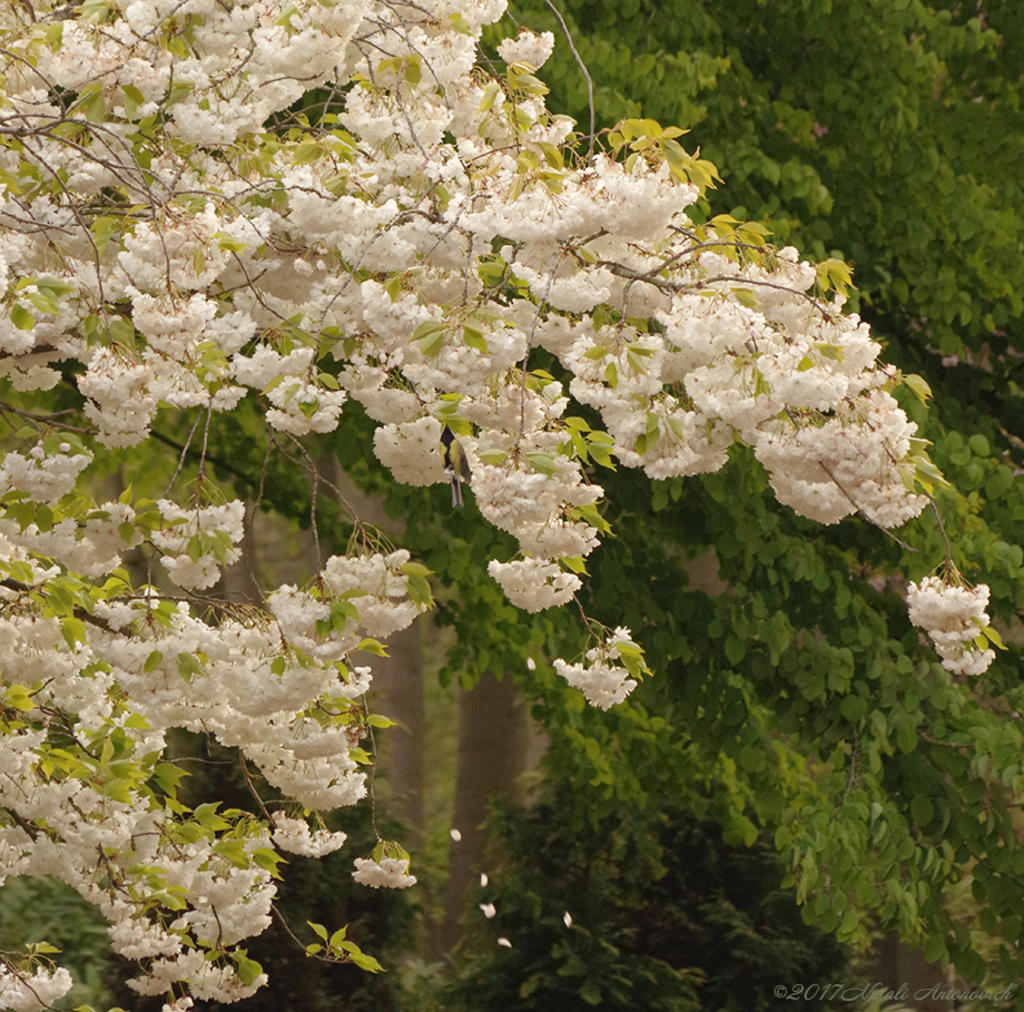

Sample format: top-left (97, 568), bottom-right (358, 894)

top-left (238, 751), bottom-right (274, 823)
top-left (927, 495), bottom-right (955, 571)
top-left (814, 457), bottom-right (914, 552)
top-left (543, 0), bottom-right (594, 159)
top-left (362, 694), bottom-right (380, 841)
top-left (161, 412), bottom-right (204, 499)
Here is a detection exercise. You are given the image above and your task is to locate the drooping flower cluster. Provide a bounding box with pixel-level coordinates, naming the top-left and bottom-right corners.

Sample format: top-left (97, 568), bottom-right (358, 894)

top-left (488, 557), bottom-right (582, 612)
top-left (0, 965), bottom-right (74, 1012)
top-left (153, 500), bottom-right (245, 590)
top-left (0, 0), bottom-right (995, 1000)
top-left (352, 857), bottom-right (418, 890)
top-left (906, 576), bottom-right (997, 676)
top-left (272, 815), bottom-right (349, 858)
top-left (554, 627), bottom-right (645, 710)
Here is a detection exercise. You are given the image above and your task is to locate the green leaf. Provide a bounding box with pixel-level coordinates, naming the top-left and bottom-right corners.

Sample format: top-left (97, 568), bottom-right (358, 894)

top-left (167, 80), bottom-right (194, 106)
top-left (479, 81), bottom-right (502, 113)
top-left (177, 652), bottom-right (204, 683)
top-left (739, 744), bottom-right (765, 773)
top-left (412, 321), bottom-right (445, 341)
top-left (61, 616), bottom-right (86, 648)
top-left (404, 54), bottom-right (422, 86)
top-left (477, 449), bottom-right (508, 465)
top-left (235, 956), bottom-right (263, 987)
top-left (123, 84), bottom-right (144, 120)
top-left (903, 373), bottom-right (932, 404)
top-left (348, 946), bottom-right (383, 973)
top-left (525, 452), bottom-right (558, 476)
top-left (212, 838), bottom-right (250, 868)
top-left (6, 685), bottom-right (35, 712)
top-left (968, 433), bottom-right (990, 457)
top-left (896, 720), bottom-right (917, 754)
top-left (11, 304), bottom-right (34, 330)
top-left (731, 287), bottom-right (758, 309)
top-left (108, 317), bottom-right (136, 351)
top-left (462, 326), bottom-right (489, 352)
top-left (84, 92), bottom-right (106, 124)
top-left (923, 933), bottom-right (946, 963)
top-left (253, 847), bottom-right (286, 878)
top-left (910, 795), bottom-right (934, 827)
top-left (214, 231), bottom-right (251, 253)
top-left (293, 140), bottom-right (325, 165)
top-left (153, 762), bottom-right (187, 795)
top-left (35, 504), bottom-right (53, 533)
top-left (399, 562), bottom-right (432, 577)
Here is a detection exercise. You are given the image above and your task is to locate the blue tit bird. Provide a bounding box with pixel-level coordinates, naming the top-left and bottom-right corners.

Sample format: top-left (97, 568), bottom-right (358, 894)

top-left (440, 424), bottom-right (472, 508)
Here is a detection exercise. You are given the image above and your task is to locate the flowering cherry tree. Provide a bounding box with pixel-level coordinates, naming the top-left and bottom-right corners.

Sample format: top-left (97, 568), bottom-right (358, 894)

top-left (0, 0), bottom-right (1004, 1007)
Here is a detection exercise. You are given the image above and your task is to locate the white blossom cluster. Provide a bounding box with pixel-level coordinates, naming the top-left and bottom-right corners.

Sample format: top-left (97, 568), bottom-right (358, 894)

top-left (352, 856), bottom-right (417, 890)
top-left (0, 966), bottom-right (73, 1012)
top-left (906, 576), bottom-right (996, 676)
top-left (272, 814), bottom-right (348, 857)
top-left (153, 500), bottom-right (245, 590)
top-left (554, 627), bottom-right (641, 710)
top-left (0, 0), bottom-right (996, 1000)
top-left (322, 549), bottom-right (423, 638)
top-left (488, 557), bottom-right (581, 612)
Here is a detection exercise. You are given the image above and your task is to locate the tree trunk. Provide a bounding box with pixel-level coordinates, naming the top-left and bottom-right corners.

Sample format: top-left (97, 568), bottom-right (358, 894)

top-left (366, 618), bottom-right (426, 841)
top-left (869, 930), bottom-right (953, 1012)
top-left (439, 669), bottom-right (531, 953)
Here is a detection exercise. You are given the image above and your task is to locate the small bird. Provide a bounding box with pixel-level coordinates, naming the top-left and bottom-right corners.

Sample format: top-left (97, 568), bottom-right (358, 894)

top-left (440, 424), bottom-right (472, 508)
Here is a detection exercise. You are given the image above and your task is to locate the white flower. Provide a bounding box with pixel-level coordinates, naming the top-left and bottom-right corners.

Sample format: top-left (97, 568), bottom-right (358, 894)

top-left (162, 998), bottom-right (194, 1012)
top-left (272, 815), bottom-right (348, 857)
top-left (488, 558), bottom-right (581, 612)
top-left (352, 857), bottom-right (417, 890)
top-left (0, 966), bottom-right (73, 1012)
top-left (554, 627), bottom-right (641, 709)
top-left (907, 576), bottom-right (995, 675)
top-left (497, 30), bottom-right (555, 69)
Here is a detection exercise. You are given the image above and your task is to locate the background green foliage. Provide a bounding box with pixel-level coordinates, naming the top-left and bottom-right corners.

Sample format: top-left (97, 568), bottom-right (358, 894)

top-left (475, 0), bottom-right (1024, 998)
top-left (433, 793), bottom-right (848, 1012)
